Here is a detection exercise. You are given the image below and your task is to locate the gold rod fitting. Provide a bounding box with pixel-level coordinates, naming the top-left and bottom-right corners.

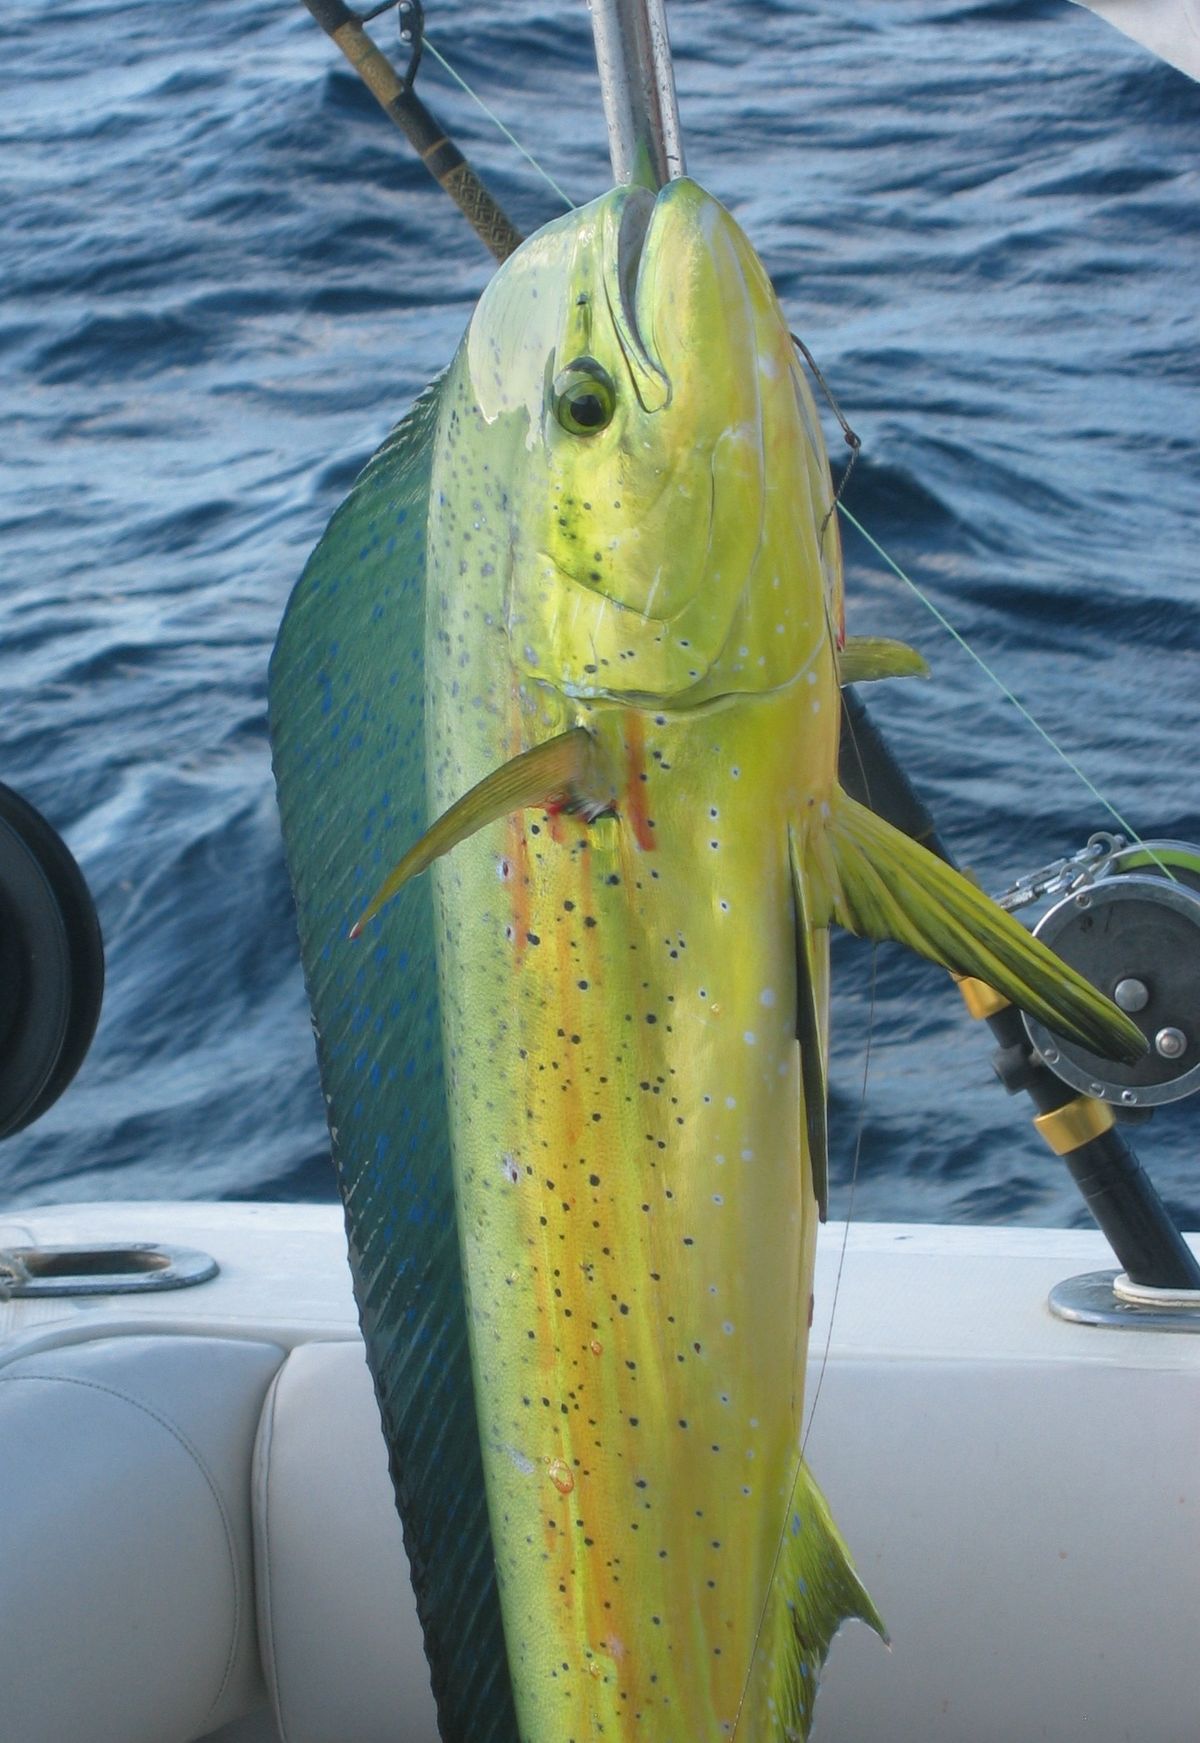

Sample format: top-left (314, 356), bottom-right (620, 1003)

top-left (1034, 1095), bottom-right (1116, 1156)
top-left (954, 974), bottom-right (1011, 1021)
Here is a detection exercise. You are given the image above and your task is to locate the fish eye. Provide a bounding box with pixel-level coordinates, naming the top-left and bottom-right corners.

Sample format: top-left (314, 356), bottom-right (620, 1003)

top-left (553, 358), bottom-right (616, 436)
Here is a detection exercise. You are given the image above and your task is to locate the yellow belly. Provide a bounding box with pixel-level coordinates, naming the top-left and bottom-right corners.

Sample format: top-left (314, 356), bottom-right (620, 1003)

top-left (431, 680), bottom-right (832, 1740)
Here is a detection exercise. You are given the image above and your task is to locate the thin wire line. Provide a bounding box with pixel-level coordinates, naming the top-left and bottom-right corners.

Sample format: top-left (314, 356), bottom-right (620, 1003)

top-left (729, 947), bottom-right (877, 1743)
top-left (837, 501), bottom-right (1173, 879)
top-left (423, 37), bottom-right (577, 211)
top-left (802, 947), bottom-right (874, 1455)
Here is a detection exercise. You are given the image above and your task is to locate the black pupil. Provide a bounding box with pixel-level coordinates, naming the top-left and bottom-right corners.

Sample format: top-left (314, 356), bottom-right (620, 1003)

top-left (569, 391), bottom-right (606, 428)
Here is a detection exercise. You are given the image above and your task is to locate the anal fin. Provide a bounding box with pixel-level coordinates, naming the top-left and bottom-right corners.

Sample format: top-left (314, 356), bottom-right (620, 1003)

top-left (744, 1461), bottom-right (886, 1742)
top-left (788, 830), bottom-right (829, 1221)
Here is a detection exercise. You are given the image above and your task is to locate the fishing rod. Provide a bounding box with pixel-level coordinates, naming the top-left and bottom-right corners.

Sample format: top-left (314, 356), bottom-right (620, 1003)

top-left (295, 0), bottom-right (1200, 1307)
top-left (299, 0), bottom-right (522, 260)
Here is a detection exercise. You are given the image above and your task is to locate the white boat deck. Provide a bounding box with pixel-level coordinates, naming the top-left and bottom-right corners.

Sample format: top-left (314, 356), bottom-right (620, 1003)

top-left (1, 1203), bottom-right (1196, 1743)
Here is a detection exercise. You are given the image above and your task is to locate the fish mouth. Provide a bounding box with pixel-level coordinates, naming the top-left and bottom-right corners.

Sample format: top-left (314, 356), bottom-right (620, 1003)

top-left (615, 187), bottom-right (655, 340)
top-left (604, 185), bottom-right (669, 411)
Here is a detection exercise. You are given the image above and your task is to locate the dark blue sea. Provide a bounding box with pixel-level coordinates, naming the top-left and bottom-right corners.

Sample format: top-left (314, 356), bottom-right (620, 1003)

top-left (2, 0), bottom-right (1197, 1229)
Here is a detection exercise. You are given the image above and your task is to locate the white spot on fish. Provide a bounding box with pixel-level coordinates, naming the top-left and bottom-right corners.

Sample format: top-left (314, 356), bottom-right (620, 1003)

top-left (723, 1321), bottom-right (735, 1335)
top-left (725, 1096), bottom-right (737, 1109)
top-left (741, 1148), bottom-right (754, 1161)
top-left (714, 1153), bottom-right (725, 1165)
top-left (712, 1193), bottom-right (724, 1206)
top-left (743, 1031), bottom-right (757, 1046)
top-left (501, 1154), bottom-right (520, 1185)
top-left (806, 670), bottom-right (817, 685)
top-left (811, 699), bottom-right (821, 714)
top-left (504, 1445), bottom-right (536, 1476)
top-left (760, 988), bottom-right (776, 1007)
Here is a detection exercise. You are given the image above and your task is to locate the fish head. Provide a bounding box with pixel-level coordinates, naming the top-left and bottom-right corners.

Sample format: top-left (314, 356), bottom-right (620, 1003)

top-left (463, 178), bottom-right (842, 704)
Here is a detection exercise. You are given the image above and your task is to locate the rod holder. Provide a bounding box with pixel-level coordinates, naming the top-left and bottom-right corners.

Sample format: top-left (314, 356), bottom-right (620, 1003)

top-left (840, 685), bottom-right (1200, 1296)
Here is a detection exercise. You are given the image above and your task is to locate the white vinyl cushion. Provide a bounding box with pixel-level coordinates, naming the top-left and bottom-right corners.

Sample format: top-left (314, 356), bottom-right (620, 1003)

top-left (0, 1334), bottom-right (285, 1743)
top-left (252, 1340), bottom-right (440, 1743)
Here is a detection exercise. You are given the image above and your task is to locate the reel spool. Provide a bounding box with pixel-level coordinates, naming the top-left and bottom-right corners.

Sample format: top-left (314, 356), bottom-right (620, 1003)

top-left (0, 783), bottom-right (104, 1139)
top-left (1021, 840), bottom-right (1200, 1110)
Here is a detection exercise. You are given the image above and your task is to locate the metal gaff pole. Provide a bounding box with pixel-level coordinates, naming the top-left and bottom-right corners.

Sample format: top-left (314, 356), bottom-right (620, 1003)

top-left (588, 0), bottom-right (685, 189)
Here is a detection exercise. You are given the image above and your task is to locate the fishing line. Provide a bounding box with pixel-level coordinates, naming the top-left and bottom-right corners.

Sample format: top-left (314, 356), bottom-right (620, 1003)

top-left (730, 945), bottom-right (878, 1741)
top-left (791, 332), bottom-right (861, 536)
top-left (837, 502), bottom-right (1175, 882)
top-left (801, 950), bottom-right (875, 1456)
top-left (801, 692), bottom-right (879, 1458)
top-left (423, 36), bottom-right (577, 210)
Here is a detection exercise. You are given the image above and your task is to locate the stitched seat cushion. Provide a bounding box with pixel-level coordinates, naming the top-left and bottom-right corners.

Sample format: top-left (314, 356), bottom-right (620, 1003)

top-left (252, 1340), bottom-right (439, 1743)
top-left (0, 1334), bottom-right (285, 1743)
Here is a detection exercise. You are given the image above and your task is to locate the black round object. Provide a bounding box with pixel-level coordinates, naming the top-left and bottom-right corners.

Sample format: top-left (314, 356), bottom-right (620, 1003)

top-left (0, 783), bottom-right (104, 1139)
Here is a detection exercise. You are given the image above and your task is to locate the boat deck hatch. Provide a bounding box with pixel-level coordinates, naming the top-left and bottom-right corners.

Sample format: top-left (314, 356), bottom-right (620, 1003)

top-left (0, 1241), bottom-right (218, 1297)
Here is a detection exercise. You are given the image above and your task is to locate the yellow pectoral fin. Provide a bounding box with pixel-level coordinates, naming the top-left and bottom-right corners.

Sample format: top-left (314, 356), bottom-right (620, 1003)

top-left (836, 636), bottom-right (929, 685)
top-left (807, 788), bottom-right (1147, 1063)
top-left (350, 727), bottom-right (612, 936)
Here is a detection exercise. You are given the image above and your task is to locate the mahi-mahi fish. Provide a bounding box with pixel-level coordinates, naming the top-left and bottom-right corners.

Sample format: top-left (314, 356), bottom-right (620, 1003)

top-left (272, 177), bottom-right (1143, 1742)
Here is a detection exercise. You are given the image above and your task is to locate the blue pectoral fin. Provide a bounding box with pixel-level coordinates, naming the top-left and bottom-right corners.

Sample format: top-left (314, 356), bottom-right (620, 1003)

top-left (268, 375), bottom-right (519, 1743)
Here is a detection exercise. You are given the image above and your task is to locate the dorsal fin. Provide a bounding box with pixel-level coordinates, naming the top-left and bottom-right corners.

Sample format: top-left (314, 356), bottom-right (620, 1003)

top-left (269, 375), bottom-right (519, 1743)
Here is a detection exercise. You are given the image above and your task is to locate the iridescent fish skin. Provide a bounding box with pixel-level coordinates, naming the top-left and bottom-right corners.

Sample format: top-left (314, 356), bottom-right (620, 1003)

top-left (422, 181), bottom-right (861, 1740)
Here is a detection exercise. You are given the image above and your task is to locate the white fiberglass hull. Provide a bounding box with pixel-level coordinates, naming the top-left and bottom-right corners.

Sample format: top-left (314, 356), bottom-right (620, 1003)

top-left (1, 1200), bottom-right (1196, 1743)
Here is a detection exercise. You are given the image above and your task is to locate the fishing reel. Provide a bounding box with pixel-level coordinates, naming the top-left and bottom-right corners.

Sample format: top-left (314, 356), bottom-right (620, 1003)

top-left (0, 782), bottom-right (104, 1139)
top-left (998, 835), bottom-right (1200, 1111)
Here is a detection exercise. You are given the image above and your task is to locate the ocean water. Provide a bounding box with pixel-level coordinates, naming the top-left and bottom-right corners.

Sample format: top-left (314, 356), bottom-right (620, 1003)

top-left (1, 0), bottom-right (1197, 1229)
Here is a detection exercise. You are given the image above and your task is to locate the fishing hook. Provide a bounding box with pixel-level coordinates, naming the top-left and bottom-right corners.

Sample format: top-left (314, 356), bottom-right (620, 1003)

top-left (791, 331), bottom-right (862, 529)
